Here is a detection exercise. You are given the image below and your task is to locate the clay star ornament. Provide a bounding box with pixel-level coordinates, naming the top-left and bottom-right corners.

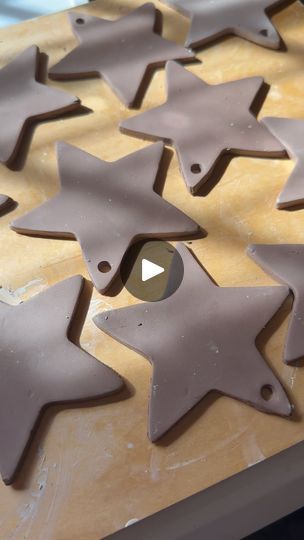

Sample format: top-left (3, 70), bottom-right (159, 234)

top-left (120, 61), bottom-right (285, 194)
top-left (0, 275), bottom-right (123, 485)
top-left (248, 244), bottom-right (304, 364)
top-left (94, 243), bottom-right (292, 442)
top-left (262, 117), bottom-right (304, 209)
top-left (0, 45), bottom-right (80, 167)
top-left (48, 3), bottom-right (195, 107)
top-left (161, 0), bottom-right (287, 49)
top-left (11, 142), bottom-right (200, 293)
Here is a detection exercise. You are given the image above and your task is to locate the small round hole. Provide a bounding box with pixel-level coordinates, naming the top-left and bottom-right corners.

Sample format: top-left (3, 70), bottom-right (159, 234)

top-left (98, 261), bottom-right (111, 273)
top-left (138, 323), bottom-right (143, 327)
top-left (76, 17), bottom-right (85, 24)
top-left (261, 384), bottom-right (273, 401)
top-left (191, 163), bottom-right (201, 174)
top-left (259, 29), bottom-right (268, 36)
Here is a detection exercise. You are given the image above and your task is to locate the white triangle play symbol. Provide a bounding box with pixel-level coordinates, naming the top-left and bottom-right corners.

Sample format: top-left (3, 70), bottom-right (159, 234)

top-left (142, 258), bottom-right (165, 282)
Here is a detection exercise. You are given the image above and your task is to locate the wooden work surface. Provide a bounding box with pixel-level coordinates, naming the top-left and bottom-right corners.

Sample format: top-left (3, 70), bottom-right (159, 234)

top-left (0, 1), bottom-right (304, 538)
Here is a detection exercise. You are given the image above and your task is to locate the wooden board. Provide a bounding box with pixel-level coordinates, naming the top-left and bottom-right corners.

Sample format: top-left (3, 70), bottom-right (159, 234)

top-left (0, 1), bottom-right (304, 538)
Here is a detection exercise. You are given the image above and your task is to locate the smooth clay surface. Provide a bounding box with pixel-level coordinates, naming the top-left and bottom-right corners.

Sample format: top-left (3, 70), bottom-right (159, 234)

top-left (0, 45), bottom-right (80, 167)
top-left (161, 0), bottom-right (289, 49)
top-left (0, 1), bottom-right (304, 539)
top-left (49, 3), bottom-right (194, 107)
top-left (95, 243), bottom-right (292, 442)
top-left (0, 276), bottom-right (123, 486)
top-left (11, 142), bottom-right (199, 293)
top-left (121, 61), bottom-right (285, 193)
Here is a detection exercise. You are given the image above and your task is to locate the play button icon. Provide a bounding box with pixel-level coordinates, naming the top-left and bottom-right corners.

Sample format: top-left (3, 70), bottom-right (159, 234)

top-left (120, 239), bottom-right (184, 302)
top-left (142, 259), bottom-right (164, 282)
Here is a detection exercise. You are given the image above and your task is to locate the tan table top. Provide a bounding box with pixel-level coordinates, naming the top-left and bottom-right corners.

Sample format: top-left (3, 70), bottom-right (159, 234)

top-left (0, 1), bottom-right (304, 538)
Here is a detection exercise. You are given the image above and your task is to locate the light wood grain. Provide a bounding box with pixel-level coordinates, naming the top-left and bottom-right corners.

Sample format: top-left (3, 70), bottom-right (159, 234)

top-left (0, 1), bottom-right (304, 539)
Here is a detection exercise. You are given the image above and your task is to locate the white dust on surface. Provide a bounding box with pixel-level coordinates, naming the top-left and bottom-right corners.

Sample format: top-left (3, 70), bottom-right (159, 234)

top-left (0, 278), bottom-right (44, 305)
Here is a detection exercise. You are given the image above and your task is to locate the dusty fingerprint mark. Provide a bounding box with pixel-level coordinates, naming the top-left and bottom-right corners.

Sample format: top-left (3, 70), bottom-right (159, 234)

top-left (149, 450), bottom-right (162, 482)
top-left (10, 449), bottom-right (48, 540)
top-left (0, 278), bottom-right (44, 305)
top-left (39, 424), bottom-right (78, 540)
top-left (166, 426), bottom-right (248, 472)
top-left (242, 433), bottom-right (265, 468)
top-left (166, 455), bottom-right (206, 471)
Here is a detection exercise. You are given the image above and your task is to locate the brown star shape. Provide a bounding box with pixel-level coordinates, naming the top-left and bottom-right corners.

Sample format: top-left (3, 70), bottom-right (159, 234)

top-left (120, 61), bottom-right (285, 194)
top-left (49, 3), bottom-right (194, 107)
top-left (94, 243), bottom-right (292, 442)
top-left (0, 275), bottom-right (123, 485)
top-left (0, 45), bottom-right (80, 167)
top-left (262, 117), bottom-right (304, 209)
top-left (11, 142), bottom-right (199, 293)
top-left (248, 244), bottom-right (304, 364)
top-left (161, 0), bottom-right (287, 49)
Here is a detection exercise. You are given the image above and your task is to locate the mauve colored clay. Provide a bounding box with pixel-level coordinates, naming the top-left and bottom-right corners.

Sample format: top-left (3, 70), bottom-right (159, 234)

top-left (262, 117), bottom-right (304, 209)
top-left (49, 3), bottom-right (194, 107)
top-left (0, 46), bottom-right (80, 166)
top-left (0, 276), bottom-right (123, 485)
top-left (0, 195), bottom-right (13, 214)
top-left (248, 243), bottom-right (304, 364)
top-left (11, 142), bottom-right (200, 293)
top-left (161, 0), bottom-right (287, 49)
top-left (95, 243), bottom-right (292, 442)
top-left (121, 61), bottom-right (285, 194)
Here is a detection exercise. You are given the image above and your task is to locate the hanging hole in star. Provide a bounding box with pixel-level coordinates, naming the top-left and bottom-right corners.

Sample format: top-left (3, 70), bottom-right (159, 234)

top-left (98, 261), bottom-right (111, 273)
top-left (76, 18), bottom-right (85, 25)
top-left (191, 164), bottom-right (201, 174)
top-left (138, 323), bottom-right (143, 327)
top-left (259, 29), bottom-right (268, 36)
top-left (261, 384), bottom-right (273, 401)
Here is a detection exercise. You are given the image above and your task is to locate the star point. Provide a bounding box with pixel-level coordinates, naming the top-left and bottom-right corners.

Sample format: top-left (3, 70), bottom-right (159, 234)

top-left (248, 243), bottom-right (304, 364)
top-left (262, 117), bottom-right (304, 209)
top-left (0, 195), bottom-right (13, 215)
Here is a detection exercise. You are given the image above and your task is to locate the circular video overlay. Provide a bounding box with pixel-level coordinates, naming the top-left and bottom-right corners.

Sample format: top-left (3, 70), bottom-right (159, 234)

top-left (120, 239), bottom-right (184, 302)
